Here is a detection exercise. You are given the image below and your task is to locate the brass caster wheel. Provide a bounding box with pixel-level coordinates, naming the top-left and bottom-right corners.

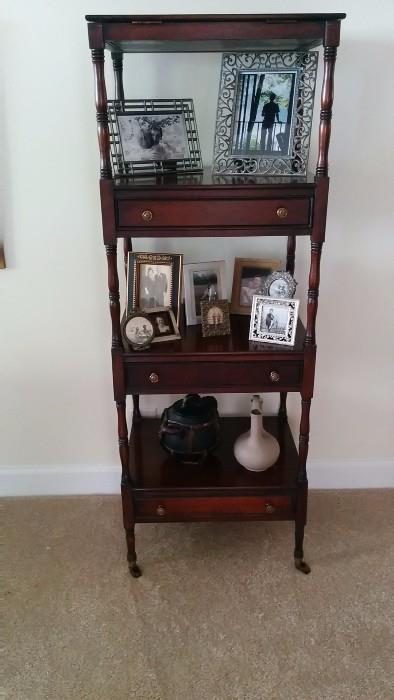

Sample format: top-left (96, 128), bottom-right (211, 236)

top-left (294, 558), bottom-right (311, 575)
top-left (129, 563), bottom-right (142, 578)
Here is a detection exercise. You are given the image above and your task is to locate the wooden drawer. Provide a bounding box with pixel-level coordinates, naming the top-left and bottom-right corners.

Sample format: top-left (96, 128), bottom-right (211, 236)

top-left (135, 495), bottom-right (293, 521)
top-left (116, 197), bottom-right (311, 230)
top-left (125, 360), bottom-right (302, 394)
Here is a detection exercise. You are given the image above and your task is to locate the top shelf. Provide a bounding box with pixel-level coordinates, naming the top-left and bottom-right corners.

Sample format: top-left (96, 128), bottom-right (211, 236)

top-left (86, 14), bottom-right (346, 53)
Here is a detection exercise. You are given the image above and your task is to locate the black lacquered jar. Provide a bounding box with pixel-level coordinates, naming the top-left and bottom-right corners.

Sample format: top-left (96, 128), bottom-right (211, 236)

top-left (159, 394), bottom-right (220, 463)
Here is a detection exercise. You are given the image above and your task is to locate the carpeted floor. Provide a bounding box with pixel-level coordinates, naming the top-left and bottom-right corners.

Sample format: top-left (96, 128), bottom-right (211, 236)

top-left (3, 491), bottom-right (394, 700)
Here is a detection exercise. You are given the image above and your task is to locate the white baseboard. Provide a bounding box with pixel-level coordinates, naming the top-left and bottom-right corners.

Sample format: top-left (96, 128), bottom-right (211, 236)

top-left (1, 461), bottom-right (393, 497)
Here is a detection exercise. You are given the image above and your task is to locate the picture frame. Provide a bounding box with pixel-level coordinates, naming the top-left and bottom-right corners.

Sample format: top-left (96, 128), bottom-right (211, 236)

top-left (145, 307), bottom-right (181, 343)
top-left (262, 270), bottom-right (297, 299)
top-left (249, 296), bottom-right (299, 346)
top-left (127, 252), bottom-right (183, 326)
top-left (107, 99), bottom-right (203, 176)
top-left (230, 257), bottom-right (281, 315)
top-left (201, 300), bottom-right (231, 338)
top-left (183, 261), bottom-right (227, 325)
top-left (213, 51), bottom-right (318, 176)
top-left (122, 312), bottom-right (155, 351)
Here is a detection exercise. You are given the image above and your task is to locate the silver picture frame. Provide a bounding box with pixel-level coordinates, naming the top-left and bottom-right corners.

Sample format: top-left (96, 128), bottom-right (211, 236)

top-left (108, 99), bottom-right (203, 176)
top-left (213, 52), bottom-right (318, 176)
top-left (262, 270), bottom-right (297, 299)
top-left (249, 296), bottom-right (299, 346)
top-left (183, 260), bottom-right (227, 325)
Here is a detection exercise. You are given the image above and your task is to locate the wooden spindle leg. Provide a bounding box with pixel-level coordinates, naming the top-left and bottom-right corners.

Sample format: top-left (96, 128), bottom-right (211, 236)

top-left (111, 52), bottom-right (125, 103)
top-left (316, 34), bottom-right (338, 177)
top-left (278, 235), bottom-right (297, 420)
top-left (294, 398), bottom-right (311, 574)
top-left (91, 49), bottom-right (111, 179)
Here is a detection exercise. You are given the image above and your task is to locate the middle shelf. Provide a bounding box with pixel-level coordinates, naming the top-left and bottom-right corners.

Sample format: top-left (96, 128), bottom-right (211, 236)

top-left (121, 316), bottom-right (308, 395)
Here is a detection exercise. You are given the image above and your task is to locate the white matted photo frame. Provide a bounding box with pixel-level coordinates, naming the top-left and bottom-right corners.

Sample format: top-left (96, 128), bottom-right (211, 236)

top-left (107, 99), bottom-right (203, 176)
top-left (213, 51), bottom-right (318, 176)
top-left (231, 257), bottom-right (280, 315)
top-left (184, 261), bottom-right (227, 325)
top-left (249, 296), bottom-right (299, 346)
top-left (127, 252), bottom-right (183, 326)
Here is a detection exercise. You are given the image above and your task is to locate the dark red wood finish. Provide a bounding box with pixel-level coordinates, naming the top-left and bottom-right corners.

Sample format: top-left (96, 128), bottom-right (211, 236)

top-left (87, 13), bottom-right (344, 577)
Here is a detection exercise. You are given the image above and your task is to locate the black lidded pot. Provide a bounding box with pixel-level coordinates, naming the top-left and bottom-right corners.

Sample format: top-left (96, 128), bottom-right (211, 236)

top-left (159, 394), bottom-right (220, 463)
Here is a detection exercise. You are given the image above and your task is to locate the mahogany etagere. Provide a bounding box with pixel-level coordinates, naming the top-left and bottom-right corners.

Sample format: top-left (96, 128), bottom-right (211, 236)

top-left (86, 13), bottom-right (345, 577)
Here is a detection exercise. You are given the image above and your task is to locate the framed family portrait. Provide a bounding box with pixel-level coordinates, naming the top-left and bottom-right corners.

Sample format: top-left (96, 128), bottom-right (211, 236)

top-left (127, 252), bottom-right (183, 325)
top-left (107, 99), bottom-right (203, 176)
top-left (145, 307), bottom-right (181, 344)
top-left (262, 270), bottom-right (297, 299)
top-left (201, 300), bottom-right (231, 338)
top-left (249, 296), bottom-right (299, 346)
top-left (231, 258), bottom-right (280, 315)
top-left (213, 51), bottom-right (318, 176)
top-left (183, 261), bottom-right (227, 325)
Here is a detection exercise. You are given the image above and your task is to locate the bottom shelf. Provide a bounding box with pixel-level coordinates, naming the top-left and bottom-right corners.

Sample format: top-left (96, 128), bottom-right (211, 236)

top-left (129, 416), bottom-right (299, 496)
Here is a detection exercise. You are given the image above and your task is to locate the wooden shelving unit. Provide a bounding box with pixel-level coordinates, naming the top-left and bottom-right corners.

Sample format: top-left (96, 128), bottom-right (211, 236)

top-left (86, 13), bottom-right (345, 577)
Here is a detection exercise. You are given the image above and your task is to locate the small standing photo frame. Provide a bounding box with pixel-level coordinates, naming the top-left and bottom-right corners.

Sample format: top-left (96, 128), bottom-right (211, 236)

top-left (127, 252), bottom-right (183, 326)
top-left (145, 307), bottom-right (181, 344)
top-left (122, 312), bottom-right (155, 351)
top-left (201, 300), bottom-right (231, 338)
top-left (231, 257), bottom-right (280, 315)
top-left (107, 99), bottom-right (203, 176)
top-left (184, 261), bottom-right (227, 325)
top-left (262, 270), bottom-right (297, 299)
top-left (249, 296), bottom-right (299, 346)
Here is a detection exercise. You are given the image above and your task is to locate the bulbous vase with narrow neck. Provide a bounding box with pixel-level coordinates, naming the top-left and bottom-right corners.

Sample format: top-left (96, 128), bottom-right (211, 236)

top-left (234, 395), bottom-right (280, 472)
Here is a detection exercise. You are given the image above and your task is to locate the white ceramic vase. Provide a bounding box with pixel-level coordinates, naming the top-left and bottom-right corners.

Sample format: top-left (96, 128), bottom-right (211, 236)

top-left (234, 395), bottom-right (280, 472)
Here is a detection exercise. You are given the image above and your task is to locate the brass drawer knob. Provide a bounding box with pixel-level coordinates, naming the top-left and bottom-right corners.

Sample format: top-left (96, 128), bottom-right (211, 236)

top-left (149, 372), bottom-right (159, 384)
top-left (141, 209), bottom-right (153, 222)
top-left (276, 207), bottom-right (288, 219)
top-left (270, 370), bottom-right (280, 383)
top-left (264, 503), bottom-right (275, 514)
top-left (156, 505), bottom-right (166, 516)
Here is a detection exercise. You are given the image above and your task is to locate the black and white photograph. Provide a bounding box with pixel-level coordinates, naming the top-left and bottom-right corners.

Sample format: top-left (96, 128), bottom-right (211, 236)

top-left (231, 258), bottom-right (280, 315)
top-left (127, 252), bottom-right (183, 325)
top-left (213, 51), bottom-right (318, 175)
top-left (117, 112), bottom-right (190, 163)
top-left (184, 261), bottom-right (226, 325)
top-left (122, 313), bottom-right (155, 351)
top-left (139, 264), bottom-right (172, 308)
top-left (144, 307), bottom-right (181, 344)
top-left (201, 300), bottom-right (231, 338)
top-left (249, 296), bottom-right (299, 346)
top-left (232, 70), bottom-right (298, 156)
top-left (107, 99), bottom-right (203, 176)
top-left (263, 270), bottom-right (297, 299)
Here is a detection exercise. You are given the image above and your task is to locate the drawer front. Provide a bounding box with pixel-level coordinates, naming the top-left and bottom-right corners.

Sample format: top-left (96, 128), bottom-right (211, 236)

top-left (125, 361), bottom-right (302, 394)
top-left (135, 495), bottom-right (293, 521)
top-left (117, 198), bottom-right (311, 230)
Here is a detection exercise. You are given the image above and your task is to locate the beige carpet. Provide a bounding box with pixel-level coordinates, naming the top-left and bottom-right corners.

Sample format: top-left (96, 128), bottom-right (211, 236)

top-left (3, 491), bottom-right (394, 700)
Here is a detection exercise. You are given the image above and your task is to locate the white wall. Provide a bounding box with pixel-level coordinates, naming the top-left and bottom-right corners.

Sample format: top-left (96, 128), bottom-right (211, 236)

top-left (1, 1), bottom-right (393, 493)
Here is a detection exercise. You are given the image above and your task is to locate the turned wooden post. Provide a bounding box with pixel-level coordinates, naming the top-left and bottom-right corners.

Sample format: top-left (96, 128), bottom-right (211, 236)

top-left (91, 49), bottom-right (112, 179)
top-left (111, 52), bottom-right (125, 102)
top-left (105, 244), bottom-right (121, 348)
top-left (316, 22), bottom-right (340, 177)
top-left (279, 235), bottom-right (297, 419)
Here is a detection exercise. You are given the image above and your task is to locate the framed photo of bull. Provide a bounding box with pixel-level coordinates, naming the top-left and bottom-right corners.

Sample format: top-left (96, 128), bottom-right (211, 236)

top-left (107, 99), bottom-right (203, 176)
top-left (213, 52), bottom-right (318, 176)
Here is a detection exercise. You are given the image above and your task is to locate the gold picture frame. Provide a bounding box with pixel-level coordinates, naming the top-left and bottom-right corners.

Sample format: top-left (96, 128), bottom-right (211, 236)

top-left (230, 257), bottom-right (281, 315)
top-left (201, 300), bottom-right (231, 338)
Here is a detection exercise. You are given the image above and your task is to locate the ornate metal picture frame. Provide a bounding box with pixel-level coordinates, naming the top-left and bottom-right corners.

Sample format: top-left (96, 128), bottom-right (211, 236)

top-left (262, 270), bottom-right (297, 299)
top-left (107, 99), bottom-right (203, 176)
top-left (213, 52), bottom-right (318, 176)
top-left (249, 296), bottom-right (299, 346)
top-left (201, 300), bottom-right (231, 338)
